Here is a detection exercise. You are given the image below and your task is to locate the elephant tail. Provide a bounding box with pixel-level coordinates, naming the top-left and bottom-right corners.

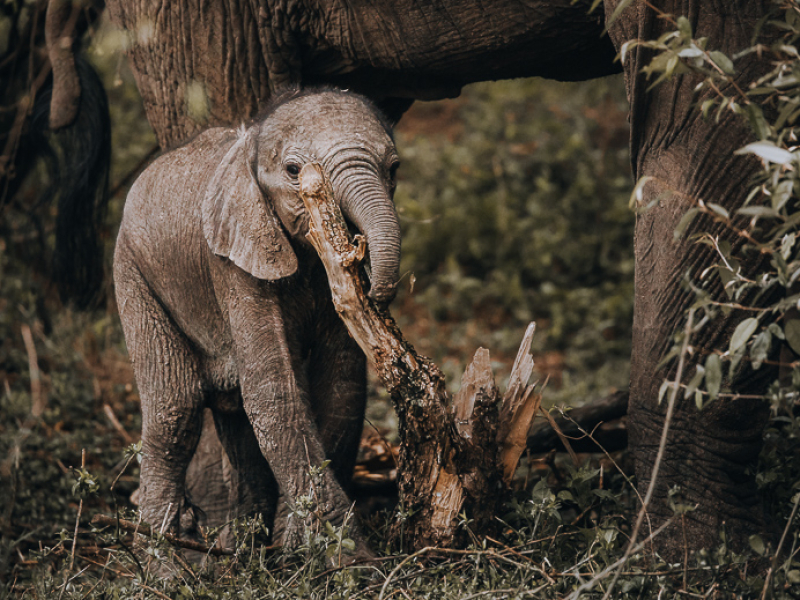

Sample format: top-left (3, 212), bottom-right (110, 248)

top-left (30, 56), bottom-right (112, 310)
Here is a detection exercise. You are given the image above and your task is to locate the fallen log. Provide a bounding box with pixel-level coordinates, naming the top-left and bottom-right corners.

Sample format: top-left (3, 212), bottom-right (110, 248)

top-left (299, 164), bottom-right (540, 550)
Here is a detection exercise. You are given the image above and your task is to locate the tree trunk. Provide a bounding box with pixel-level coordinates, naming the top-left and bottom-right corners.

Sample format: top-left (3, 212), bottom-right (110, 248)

top-left (298, 163), bottom-right (540, 549)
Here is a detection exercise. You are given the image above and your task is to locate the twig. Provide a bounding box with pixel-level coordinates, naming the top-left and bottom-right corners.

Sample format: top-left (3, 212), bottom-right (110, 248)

top-left (60, 449), bottom-right (86, 600)
top-left (538, 406), bottom-right (580, 467)
top-left (597, 309), bottom-right (696, 600)
top-left (159, 503), bottom-right (172, 536)
top-left (20, 324), bottom-right (44, 418)
top-left (760, 491), bottom-right (800, 600)
top-left (103, 404), bottom-right (134, 445)
top-left (568, 517), bottom-right (676, 600)
top-left (309, 554), bottom-right (404, 582)
top-left (69, 449), bottom-right (85, 572)
top-left (562, 410), bottom-right (652, 539)
top-left (90, 514), bottom-right (240, 557)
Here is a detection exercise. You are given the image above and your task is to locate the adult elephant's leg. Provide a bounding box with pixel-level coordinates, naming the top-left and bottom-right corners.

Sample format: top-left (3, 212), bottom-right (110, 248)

top-left (629, 173), bottom-right (773, 559)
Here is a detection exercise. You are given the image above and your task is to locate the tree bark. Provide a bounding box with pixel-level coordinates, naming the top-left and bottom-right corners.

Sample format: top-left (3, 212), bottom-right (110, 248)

top-left (298, 163), bottom-right (540, 549)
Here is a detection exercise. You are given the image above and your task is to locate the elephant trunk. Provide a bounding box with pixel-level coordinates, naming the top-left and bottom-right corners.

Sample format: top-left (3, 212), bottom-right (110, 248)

top-left (331, 166), bottom-right (401, 303)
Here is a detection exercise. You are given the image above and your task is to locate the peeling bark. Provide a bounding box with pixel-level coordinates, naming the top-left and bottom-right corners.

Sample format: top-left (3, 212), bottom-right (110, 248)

top-left (298, 163), bottom-right (539, 549)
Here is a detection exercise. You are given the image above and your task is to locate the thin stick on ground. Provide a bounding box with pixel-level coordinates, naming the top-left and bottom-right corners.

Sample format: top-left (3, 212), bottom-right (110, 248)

top-left (60, 449), bottom-right (86, 600)
top-left (90, 514), bottom-right (240, 557)
top-left (20, 324), bottom-right (44, 418)
top-left (569, 517), bottom-right (677, 600)
top-left (69, 449), bottom-right (86, 573)
top-left (590, 309), bottom-right (696, 600)
top-left (760, 490), bottom-right (800, 600)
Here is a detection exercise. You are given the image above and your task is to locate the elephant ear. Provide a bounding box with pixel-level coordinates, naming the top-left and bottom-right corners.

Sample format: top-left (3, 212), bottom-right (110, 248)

top-left (202, 129), bottom-right (298, 281)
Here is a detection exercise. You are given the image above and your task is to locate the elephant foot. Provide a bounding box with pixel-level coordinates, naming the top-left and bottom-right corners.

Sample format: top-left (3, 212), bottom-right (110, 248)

top-left (629, 396), bottom-right (774, 562)
top-left (274, 502), bottom-right (375, 567)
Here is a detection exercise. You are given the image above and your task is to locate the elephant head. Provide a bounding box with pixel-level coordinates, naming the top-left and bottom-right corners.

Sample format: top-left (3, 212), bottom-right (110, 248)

top-left (202, 88), bottom-right (401, 302)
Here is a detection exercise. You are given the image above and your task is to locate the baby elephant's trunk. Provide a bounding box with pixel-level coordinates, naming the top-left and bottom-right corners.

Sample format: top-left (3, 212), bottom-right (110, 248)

top-left (333, 169), bottom-right (401, 303)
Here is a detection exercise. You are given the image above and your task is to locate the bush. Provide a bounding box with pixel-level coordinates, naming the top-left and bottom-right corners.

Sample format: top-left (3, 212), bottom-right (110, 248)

top-left (394, 76), bottom-right (634, 400)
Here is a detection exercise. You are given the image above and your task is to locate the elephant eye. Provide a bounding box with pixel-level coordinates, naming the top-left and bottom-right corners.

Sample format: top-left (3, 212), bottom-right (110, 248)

top-left (285, 163), bottom-right (301, 179)
top-left (389, 161), bottom-right (400, 184)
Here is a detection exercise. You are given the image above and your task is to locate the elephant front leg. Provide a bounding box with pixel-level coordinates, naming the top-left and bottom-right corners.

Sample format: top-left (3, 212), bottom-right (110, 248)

top-left (229, 289), bottom-right (362, 555)
top-left (629, 190), bottom-right (773, 560)
top-left (241, 380), bottom-right (358, 549)
top-left (116, 267), bottom-right (206, 542)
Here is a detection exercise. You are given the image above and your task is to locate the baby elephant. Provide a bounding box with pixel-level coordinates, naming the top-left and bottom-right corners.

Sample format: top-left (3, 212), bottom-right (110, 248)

top-left (114, 88), bottom-right (401, 554)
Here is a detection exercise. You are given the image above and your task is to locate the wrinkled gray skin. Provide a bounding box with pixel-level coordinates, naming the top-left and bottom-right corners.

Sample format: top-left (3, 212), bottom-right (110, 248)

top-left (114, 89), bottom-right (400, 552)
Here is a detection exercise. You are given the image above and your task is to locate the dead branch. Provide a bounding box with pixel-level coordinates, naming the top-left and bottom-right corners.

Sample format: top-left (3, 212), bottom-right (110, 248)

top-left (20, 324), bottom-right (45, 418)
top-left (90, 514), bottom-right (239, 557)
top-left (299, 164), bottom-right (539, 550)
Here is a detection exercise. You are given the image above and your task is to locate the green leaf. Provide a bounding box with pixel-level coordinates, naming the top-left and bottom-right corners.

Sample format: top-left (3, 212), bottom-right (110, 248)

top-left (737, 205), bottom-right (781, 218)
top-left (606, 0), bottom-right (636, 28)
top-left (658, 380), bottom-right (673, 405)
top-left (749, 534), bottom-right (766, 556)
top-left (704, 354), bottom-right (722, 400)
top-left (710, 50), bottom-right (735, 75)
top-left (629, 175), bottom-right (654, 209)
top-left (718, 259), bottom-right (740, 299)
top-left (677, 16), bottom-right (692, 39)
top-left (745, 103), bottom-right (770, 140)
top-left (707, 203), bottom-right (729, 220)
top-left (750, 330), bottom-right (772, 370)
top-left (620, 39), bottom-right (637, 65)
top-left (729, 317), bottom-right (758, 353)
top-left (781, 232), bottom-right (796, 260)
top-left (785, 319), bottom-right (800, 354)
top-left (674, 208), bottom-right (699, 240)
top-left (684, 365), bottom-right (705, 400)
top-left (665, 55), bottom-right (679, 79)
top-left (772, 179), bottom-right (794, 211)
top-left (768, 323), bottom-right (786, 340)
top-left (695, 389), bottom-right (704, 410)
top-left (735, 141), bottom-right (793, 164)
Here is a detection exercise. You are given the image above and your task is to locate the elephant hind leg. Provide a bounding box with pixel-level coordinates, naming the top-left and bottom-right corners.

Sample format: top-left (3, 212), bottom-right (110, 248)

top-left (309, 315), bottom-right (368, 491)
top-left (211, 405), bottom-right (279, 544)
top-left (115, 263), bottom-right (206, 537)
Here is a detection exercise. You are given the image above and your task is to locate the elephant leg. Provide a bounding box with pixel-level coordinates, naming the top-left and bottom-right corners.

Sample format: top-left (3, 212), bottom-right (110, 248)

top-left (309, 315), bottom-right (368, 491)
top-left (629, 181), bottom-right (772, 560)
top-left (211, 406), bottom-right (279, 542)
top-left (184, 410), bottom-right (231, 531)
top-left (116, 263), bottom-right (205, 537)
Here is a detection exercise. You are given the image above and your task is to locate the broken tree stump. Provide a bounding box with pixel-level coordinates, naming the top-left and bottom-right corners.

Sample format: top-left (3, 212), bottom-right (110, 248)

top-left (299, 164), bottom-right (540, 551)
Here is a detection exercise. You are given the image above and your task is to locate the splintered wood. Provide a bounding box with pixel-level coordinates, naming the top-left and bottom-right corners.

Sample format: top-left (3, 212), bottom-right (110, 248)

top-left (299, 164), bottom-right (540, 550)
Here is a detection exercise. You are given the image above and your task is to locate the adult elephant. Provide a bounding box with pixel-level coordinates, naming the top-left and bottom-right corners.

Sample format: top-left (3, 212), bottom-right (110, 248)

top-left (103, 0), bottom-right (779, 560)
